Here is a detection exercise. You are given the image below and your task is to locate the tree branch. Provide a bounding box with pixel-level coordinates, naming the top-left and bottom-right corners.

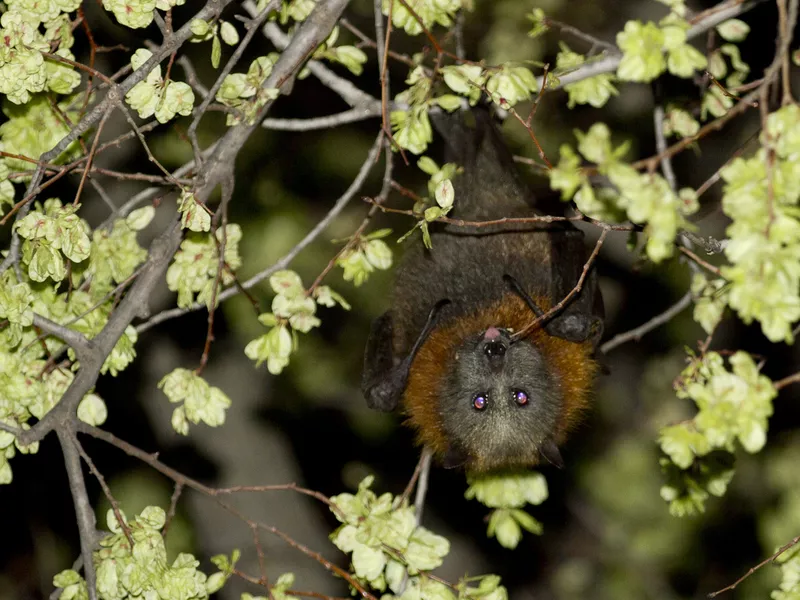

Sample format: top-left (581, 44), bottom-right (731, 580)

top-left (19, 0), bottom-right (355, 447)
top-left (246, 0), bottom-right (381, 111)
top-left (136, 130), bottom-right (382, 334)
top-left (57, 427), bottom-right (99, 600)
top-left (600, 291), bottom-right (693, 354)
top-left (262, 106), bottom-right (382, 131)
top-left (0, 0), bottom-right (234, 276)
top-left (32, 314), bottom-right (95, 362)
top-left (17, 219), bottom-right (183, 446)
top-left (541, 0), bottom-right (768, 91)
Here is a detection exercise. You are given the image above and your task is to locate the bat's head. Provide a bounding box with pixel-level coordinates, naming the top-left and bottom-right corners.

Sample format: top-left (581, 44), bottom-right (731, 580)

top-left (438, 326), bottom-right (563, 471)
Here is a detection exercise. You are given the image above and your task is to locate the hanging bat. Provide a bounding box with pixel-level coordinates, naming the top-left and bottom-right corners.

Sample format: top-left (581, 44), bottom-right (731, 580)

top-left (361, 107), bottom-right (604, 472)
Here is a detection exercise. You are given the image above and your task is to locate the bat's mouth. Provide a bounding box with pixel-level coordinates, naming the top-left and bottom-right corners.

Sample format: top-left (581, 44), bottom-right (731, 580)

top-left (481, 328), bottom-right (512, 372)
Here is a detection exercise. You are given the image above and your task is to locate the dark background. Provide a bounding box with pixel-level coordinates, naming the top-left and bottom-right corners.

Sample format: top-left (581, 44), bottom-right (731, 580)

top-left (2, 0), bottom-right (800, 599)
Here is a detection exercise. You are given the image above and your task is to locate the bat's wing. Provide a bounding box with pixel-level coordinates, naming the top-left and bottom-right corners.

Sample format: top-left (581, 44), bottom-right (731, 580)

top-left (430, 107), bottom-right (540, 221)
top-left (546, 228), bottom-right (604, 349)
top-left (362, 300), bottom-right (451, 411)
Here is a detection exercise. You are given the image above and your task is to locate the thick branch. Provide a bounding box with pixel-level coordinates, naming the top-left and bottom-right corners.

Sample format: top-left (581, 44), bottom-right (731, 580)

top-left (32, 314), bottom-right (94, 362)
top-left (57, 428), bottom-right (99, 600)
top-left (245, 0), bottom-right (381, 111)
top-left (17, 220), bottom-right (182, 446)
top-left (18, 0), bottom-right (354, 445)
top-left (0, 0), bottom-right (234, 276)
top-left (262, 106), bottom-right (382, 130)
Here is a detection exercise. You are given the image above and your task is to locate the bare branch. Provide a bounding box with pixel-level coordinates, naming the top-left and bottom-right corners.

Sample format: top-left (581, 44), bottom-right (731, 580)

top-left (0, 421), bottom-right (23, 436)
top-left (707, 532), bottom-right (800, 597)
top-left (600, 291), bottom-right (693, 354)
top-left (136, 131), bottom-right (383, 333)
top-left (57, 427), bottom-right (99, 600)
top-left (652, 103), bottom-right (678, 192)
top-left (262, 106), bottom-right (382, 131)
top-left (72, 434), bottom-right (135, 548)
top-left (32, 314), bottom-right (94, 362)
top-left (775, 371), bottom-right (800, 391)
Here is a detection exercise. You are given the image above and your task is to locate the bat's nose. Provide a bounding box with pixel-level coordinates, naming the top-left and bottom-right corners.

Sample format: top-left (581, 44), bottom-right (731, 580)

top-left (484, 327), bottom-right (502, 340)
top-left (483, 340), bottom-right (506, 372)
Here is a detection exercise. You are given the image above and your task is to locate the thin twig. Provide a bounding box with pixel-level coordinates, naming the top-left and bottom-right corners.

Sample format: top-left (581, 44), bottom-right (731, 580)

top-left (73, 106), bottom-right (114, 206)
top-left (600, 291), bottom-right (693, 354)
top-left (679, 246), bottom-right (722, 276)
top-left (72, 433), bottom-right (135, 548)
top-left (707, 533), bottom-right (800, 597)
top-left (136, 133), bottom-right (384, 334)
top-left (774, 371), bottom-right (800, 391)
top-left (514, 228), bottom-right (609, 340)
top-left (413, 448), bottom-right (433, 526)
top-left (162, 482), bottom-right (185, 537)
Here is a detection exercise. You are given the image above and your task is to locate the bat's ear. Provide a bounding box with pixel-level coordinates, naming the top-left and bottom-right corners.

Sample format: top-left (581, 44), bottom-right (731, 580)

top-left (441, 446), bottom-right (467, 469)
top-left (539, 440), bottom-right (564, 469)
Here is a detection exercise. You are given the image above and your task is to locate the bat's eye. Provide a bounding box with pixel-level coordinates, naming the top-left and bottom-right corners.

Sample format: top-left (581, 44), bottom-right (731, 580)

top-left (513, 389), bottom-right (529, 407)
top-left (472, 394), bottom-right (488, 411)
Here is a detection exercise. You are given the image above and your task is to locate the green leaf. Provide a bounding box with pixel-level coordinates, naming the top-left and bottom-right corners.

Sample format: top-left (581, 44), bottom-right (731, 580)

top-left (434, 94), bottom-right (462, 112)
top-left (509, 509), bottom-right (543, 535)
top-left (220, 20), bottom-right (240, 45)
top-left (158, 368), bottom-right (232, 433)
top-left (364, 239), bottom-right (393, 270)
top-left (424, 206), bottom-right (444, 222)
top-left (190, 18), bottom-right (211, 37)
top-left (434, 179), bottom-right (454, 209)
top-left (663, 107), bottom-right (699, 138)
top-left (716, 19), bottom-right (750, 42)
top-left (391, 107), bottom-right (433, 155)
top-left (616, 20), bottom-right (666, 82)
top-left (383, 0), bottom-right (462, 36)
top-left (177, 190), bottom-right (210, 232)
top-left (102, 0), bottom-right (155, 29)
top-left (667, 43), bottom-right (707, 78)
top-left (77, 393), bottom-right (108, 427)
top-left (212, 34), bottom-right (222, 69)
top-left (486, 65), bottom-right (538, 108)
top-left (352, 544), bottom-right (386, 580)
top-left (125, 206), bottom-right (156, 231)
top-left (405, 527), bottom-right (450, 572)
top-left (487, 509), bottom-right (522, 549)
top-left (417, 156), bottom-right (439, 176)
top-left (155, 81), bottom-right (195, 123)
top-left (659, 423), bottom-right (709, 468)
top-left (441, 64), bottom-right (485, 105)
top-left (465, 470), bottom-right (548, 509)
top-left (270, 270), bottom-right (304, 297)
top-left (314, 286), bottom-right (351, 310)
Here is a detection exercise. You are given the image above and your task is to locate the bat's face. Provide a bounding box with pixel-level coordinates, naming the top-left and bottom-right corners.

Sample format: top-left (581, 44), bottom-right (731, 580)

top-left (439, 327), bottom-right (561, 470)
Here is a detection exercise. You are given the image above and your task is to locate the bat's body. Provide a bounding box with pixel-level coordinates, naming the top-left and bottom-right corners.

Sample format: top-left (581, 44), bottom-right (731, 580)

top-left (362, 108), bottom-right (603, 472)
